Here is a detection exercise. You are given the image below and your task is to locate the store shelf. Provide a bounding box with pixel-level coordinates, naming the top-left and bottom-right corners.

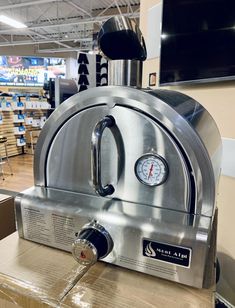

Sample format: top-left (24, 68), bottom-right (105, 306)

top-left (0, 90), bottom-right (51, 157)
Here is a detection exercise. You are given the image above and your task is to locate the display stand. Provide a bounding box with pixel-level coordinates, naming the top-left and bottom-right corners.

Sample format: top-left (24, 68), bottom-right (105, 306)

top-left (0, 233), bottom-right (215, 307)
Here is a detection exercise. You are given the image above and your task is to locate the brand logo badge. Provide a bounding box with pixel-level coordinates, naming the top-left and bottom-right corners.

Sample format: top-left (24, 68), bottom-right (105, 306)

top-left (145, 242), bottom-right (157, 257)
top-left (143, 239), bottom-right (191, 268)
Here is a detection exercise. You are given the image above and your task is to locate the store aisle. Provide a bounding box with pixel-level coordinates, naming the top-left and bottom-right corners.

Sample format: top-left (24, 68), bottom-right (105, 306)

top-left (0, 154), bottom-right (33, 193)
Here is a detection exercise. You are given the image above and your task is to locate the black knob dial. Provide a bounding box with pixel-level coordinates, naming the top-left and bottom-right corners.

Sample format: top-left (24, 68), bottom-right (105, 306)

top-left (72, 221), bottom-right (113, 266)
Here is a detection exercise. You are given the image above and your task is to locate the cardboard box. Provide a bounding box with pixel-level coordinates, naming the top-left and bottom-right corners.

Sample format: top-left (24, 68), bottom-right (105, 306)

top-left (0, 233), bottom-right (88, 307)
top-left (0, 233), bottom-right (214, 307)
top-left (0, 195), bottom-right (16, 240)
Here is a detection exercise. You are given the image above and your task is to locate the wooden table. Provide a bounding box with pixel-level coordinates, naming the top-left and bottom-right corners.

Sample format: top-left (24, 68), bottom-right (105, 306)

top-left (0, 233), bottom-right (214, 307)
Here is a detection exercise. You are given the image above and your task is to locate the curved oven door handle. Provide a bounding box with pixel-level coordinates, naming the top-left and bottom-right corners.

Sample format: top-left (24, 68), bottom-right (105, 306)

top-left (91, 115), bottom-right (115, 197)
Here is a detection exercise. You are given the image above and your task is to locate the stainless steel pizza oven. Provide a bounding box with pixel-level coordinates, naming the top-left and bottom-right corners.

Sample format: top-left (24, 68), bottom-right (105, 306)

top-left (15, 17), bottom-right (222, 289)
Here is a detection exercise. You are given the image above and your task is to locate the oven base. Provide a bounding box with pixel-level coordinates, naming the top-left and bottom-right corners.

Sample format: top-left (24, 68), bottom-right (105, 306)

top-left (15, 186), bottom-right (216, 289)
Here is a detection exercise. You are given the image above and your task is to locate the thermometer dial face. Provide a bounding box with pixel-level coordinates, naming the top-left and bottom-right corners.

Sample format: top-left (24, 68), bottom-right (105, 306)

top-left (135, 154), bottom-right (168, 186)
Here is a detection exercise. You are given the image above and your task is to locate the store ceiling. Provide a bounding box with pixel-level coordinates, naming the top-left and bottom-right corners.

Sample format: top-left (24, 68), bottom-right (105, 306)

top-left (0, 0), bottom-right (140, 54)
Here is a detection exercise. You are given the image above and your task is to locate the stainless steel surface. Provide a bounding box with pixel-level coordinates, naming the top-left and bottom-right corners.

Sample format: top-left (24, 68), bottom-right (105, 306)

top-left (14, 194), bottom-right (24, 238)
top-left (16, 84), bottom-right (221, 289)
top-left (34, 86), bottom-right (221, 217)
top-left (55, 78), bottom-right (78, 107)
top-left (91, 115), bottom-right (115, 196)
top-left (72, 239), bottom-right (97, 266)
top-left (203, 208), bottom-right (218, 288)
top-left (45, 103), bottom-right (191, 213)
top-left (108, 60), bottom-right (142, 87)
top-left (147, 89), bottom-right (222, 190)
top-left (98, 16), bottom-right (147, 61)
top-left (15, 186), bottom-right (215, 288)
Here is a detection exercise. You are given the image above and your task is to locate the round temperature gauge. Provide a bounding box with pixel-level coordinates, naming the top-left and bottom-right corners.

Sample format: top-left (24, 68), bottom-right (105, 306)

top-left (135, 154), bottom-right (168, 186)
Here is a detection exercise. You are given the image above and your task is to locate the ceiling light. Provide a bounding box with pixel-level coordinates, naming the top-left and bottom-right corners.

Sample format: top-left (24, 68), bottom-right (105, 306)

top-left (0, 15), bottom-right (27, 28)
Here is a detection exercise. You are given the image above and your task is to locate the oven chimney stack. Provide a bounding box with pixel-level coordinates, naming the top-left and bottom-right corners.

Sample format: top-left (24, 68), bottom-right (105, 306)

top-left (98, 16), bottom-right (147, 88)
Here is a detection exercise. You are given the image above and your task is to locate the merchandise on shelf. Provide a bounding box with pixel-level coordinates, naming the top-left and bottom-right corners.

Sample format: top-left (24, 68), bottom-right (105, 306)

top-left (0, 86), bottom-right (51, 157)
top-left (1, 97), bottom-right (12, 111)
top-left (24, 94), bottom-right (33, 109)
top-left (32, 119), bottom-right (40, 127)
top-left (13, 125), bottom-right (26, 135)
top-left (16, 137), bottom-right (26, 147)
top-left (25, 117), bottom-right (33, 125)
top-left (23, 95), bottom-right (51, 110)
top-left (12, 95), bottom-right (24, 111)
top-left (40, 116), bottom-right (47, 128)
top-left (0, 86), bottom-right (52, 156)
top-left (13, 113), bottom-right (25, 123)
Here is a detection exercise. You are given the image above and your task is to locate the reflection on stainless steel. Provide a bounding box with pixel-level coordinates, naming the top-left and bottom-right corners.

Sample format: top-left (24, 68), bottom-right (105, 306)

top-left (43, 102), bottom-right (191, 213)
top-left (91, 115), bottom-right (115, 197)
top-left (16, 186), bottom-right (215, 288)
top-left (98, 16), bottom-right (147, 61)
top-left (15, 85), bottom-right (221, 288)
top-left (72, 221), bottom-right (113, 266)
top-left (15, 19), bottom-right (221, 289)
top-left (33, 87), bottom-right (221, 217)
top-left (108, 60), bottom-right (143, 87)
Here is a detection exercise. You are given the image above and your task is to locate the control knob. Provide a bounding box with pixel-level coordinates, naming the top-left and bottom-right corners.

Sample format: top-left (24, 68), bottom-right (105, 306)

top-left (72, 221), bottom-right (113, 266)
